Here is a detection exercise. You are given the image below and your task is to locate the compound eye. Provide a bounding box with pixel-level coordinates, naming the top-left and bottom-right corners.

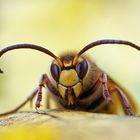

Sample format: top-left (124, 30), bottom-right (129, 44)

top-left (76, 60), bottom-right (88, 79)
top-left (51, 63), bottom-right (60, 82)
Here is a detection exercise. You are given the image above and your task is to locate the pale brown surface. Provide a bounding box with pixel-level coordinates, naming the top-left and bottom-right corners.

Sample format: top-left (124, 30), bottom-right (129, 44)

top-left (0, 110), bottom-right (140, 140)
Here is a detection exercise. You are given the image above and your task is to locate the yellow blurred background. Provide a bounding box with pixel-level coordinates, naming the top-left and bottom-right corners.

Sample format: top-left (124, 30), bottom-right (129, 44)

top-left (0, 0), bottom-right (140, 114)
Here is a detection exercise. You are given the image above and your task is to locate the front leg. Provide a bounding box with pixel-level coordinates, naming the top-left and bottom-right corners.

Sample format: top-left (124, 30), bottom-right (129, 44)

top-left (35, 74), bottom-right (60, 109)
top-left (109, 85), bottom-right (134, 116)
top-left (100, 73), bottom-right (113, 103)
top-left (0, 74), bottom-right (59, 117)
top-left (35, 74), bottom-right (46, 109)
top-left (100, 73), bottom-right (134, 116)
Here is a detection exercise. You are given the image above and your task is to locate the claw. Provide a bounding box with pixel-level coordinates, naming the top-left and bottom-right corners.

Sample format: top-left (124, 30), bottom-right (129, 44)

top-left (35, 100), bottom-right (43, 110)
top-left (35, 106), bottom-right (39, 111)
top-left (35, 102), bottom-right (40, 110)
top-left (35, 105), bottom-right (43, 110)
top-left (126, 110), bottom-right (133, 116)
top-left (125, 107), bottom-right (134, 116)
top-left (35, 105), bottom-right (39, 111)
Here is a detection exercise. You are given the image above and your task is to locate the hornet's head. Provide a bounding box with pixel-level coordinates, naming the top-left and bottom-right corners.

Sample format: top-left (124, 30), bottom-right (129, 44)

top-left (50, 55), bottom-right (88, 105)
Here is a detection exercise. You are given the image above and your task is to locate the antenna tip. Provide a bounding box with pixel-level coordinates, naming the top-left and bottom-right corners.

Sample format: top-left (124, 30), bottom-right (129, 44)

top-left (0, 69), bottom-right (4, 74)
top-left (0, 51), bottom-right (2, 57)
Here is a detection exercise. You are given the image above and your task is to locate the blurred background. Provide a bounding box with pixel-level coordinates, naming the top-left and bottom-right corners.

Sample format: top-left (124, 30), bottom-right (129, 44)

top-left (0, 0), bottom-right (140, 114)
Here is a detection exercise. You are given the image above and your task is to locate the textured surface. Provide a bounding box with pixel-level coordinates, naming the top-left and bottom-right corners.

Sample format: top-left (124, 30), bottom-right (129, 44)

top-left (0, 110), bottom-right (140, 140)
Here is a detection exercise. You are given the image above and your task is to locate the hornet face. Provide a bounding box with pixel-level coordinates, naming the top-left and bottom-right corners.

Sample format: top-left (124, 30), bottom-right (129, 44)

top-left (50, 55), bottom-right (88, 105)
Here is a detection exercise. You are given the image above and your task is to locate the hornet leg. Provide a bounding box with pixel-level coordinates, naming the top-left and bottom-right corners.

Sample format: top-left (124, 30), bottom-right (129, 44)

top-left (109, 85), bottom-right (133, 116)
top-left (100, 73), bottom-right (113, 103)
top-left (0, 73), bottom-right (49, 117)
top-left (35, 74), bottom-right (60, 109)
top-left (35, 74), bottom-right (47, 109)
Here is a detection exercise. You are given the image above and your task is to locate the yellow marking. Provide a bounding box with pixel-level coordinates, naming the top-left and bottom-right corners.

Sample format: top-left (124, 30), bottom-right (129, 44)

top-left (63, 60), bottom-right (72, 67)
top-left (56, 57), bottom-right (63, 67)
top-left (59, 69), bottom-right (79, 86)
top-left (58, 84), bottom-right (66, 98)
top-left (73, 82), bottom-right (82, 97)
top-left (73, 55), bottom-right (78, 65)
top-left (68, 95), bottom-right (74, 105)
